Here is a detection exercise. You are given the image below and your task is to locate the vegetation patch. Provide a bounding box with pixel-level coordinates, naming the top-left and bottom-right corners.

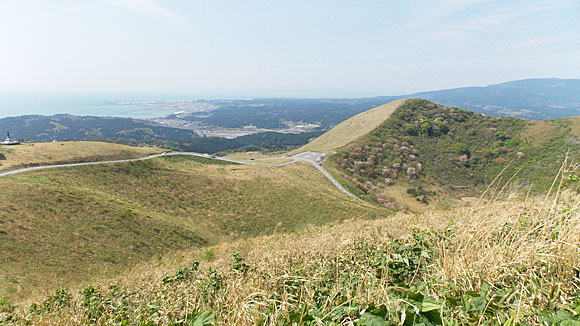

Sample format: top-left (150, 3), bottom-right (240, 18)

top-left (331, 99), bottom-right (579, 206)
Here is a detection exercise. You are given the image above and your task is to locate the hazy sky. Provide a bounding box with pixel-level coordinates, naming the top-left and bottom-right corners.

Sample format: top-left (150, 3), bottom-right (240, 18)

top-left (1, 0), bottom-right (579, 97)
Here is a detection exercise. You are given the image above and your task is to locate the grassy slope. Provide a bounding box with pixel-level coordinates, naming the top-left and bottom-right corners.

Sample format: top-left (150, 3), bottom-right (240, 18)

top-left (289, 99), bottom-right (407, 154)
top-left (0, 156), bottom-right (386, 302)
top-left (5, 187), bottom-right (579, 325)
top-left (329, 99), bottom-right (580, 208)
top-left (223, 151), bottom-right (274, 160)
top-left (0, 141), bottom-right (163, 173)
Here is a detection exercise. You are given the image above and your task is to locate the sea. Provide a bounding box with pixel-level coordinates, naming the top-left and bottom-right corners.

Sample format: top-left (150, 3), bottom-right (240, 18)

top-left (0, 93), bottom-right (211, 119)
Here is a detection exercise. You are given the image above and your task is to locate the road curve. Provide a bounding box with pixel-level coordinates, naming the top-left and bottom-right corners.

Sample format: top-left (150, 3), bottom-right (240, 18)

top-left (0, 151), bottom-right (361, 201)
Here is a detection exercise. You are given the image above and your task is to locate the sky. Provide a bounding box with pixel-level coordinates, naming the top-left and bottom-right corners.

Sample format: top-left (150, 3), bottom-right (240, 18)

top-left (1, 0), bottom-right (579, 97)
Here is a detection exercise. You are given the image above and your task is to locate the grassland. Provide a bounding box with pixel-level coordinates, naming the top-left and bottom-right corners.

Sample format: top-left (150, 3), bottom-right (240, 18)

top-left (0, 141), bottom-right (163, 173)
top-left (2, 173), bottom-right (578, 325)
top-left (223, 151), bottom-right (274, 160)
top-left (223, 152), bottom-right (293, 165)
top-left (289, 99), bottom-right (406, 154)
top-left (2, 104), bottom-right (580, 324)
top-left (0, 155), bottom-right (387, 303)
top-left (567, 116), bottom-right (580, 137)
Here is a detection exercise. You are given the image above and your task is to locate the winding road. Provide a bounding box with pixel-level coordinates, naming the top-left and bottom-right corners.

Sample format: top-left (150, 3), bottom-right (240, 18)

top-left (0, 151), bottom-right (362, 201)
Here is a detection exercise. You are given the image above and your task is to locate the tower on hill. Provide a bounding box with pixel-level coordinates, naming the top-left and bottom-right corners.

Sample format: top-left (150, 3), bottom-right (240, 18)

top-left (2, 131), bottom-right (20, 145)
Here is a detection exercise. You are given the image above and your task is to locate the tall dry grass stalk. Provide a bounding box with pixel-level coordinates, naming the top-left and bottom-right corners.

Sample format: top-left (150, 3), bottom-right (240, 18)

top-left (434, 156), bottom-right (580, 306)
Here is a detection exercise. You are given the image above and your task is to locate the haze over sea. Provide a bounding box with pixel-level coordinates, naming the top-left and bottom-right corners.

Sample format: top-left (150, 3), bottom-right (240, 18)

top-left (0, 93), bottom-right (224, 119)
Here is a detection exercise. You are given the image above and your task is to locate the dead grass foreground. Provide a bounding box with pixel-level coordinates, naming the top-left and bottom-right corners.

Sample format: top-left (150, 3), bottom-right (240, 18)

top-left (5, 186), bottom-right (578, 325)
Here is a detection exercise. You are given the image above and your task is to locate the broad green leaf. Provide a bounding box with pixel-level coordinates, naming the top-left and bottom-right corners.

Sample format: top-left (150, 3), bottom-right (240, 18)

top-left (359, 313), bottom-right (389, 326)
top-left (421, 300), bottom-right (441, 313)
top-left (193, 311), bottom-right (214, 326)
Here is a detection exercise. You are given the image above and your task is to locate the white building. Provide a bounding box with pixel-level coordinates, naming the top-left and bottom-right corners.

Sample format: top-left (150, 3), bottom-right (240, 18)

top-left (2, 132), bottom-right (20, 145)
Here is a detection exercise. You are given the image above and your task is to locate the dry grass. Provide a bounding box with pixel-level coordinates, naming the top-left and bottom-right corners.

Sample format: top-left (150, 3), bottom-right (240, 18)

top-left (223, 152), bottom-right (293, 165)
top-left (8, 182), bottom-right (578, 324)
top-left (568, 116), bottom-right (580, 138)
top-left (0, 141), bottom-right (164, 172)
top-left (433, 193), bottom-right (580, 291)
top-left (223, 152), bottom-right (273, 160)
top-left (289, 99), bottom-right (407, 154)
top-left (10, 208), bottom-right (444, 325)
top-left (519, 120), bottom-right (554, 146)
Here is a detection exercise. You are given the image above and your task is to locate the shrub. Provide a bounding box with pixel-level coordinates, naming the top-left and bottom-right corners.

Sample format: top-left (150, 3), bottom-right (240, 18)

top-left (494, 131), bottom-right (509, 141)
top-left (420, 121), bottom-right (432, 135)
top-left (30, 288), bottom-right (72, 315)
top-left (404, 123), bottom-right (417, 135)
top-left (0, 297), bottom-right (15, 313)
top-left (452, 142), bottom-right (470, 157)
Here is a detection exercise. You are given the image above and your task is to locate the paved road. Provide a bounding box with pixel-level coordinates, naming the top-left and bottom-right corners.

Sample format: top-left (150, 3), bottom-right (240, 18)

top-left (288, 151), bottom-right (362, 201)
top-left (0, 151), bottom-right (361, 201)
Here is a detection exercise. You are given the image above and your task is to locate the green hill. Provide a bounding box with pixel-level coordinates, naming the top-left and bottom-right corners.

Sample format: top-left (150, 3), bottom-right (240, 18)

top-left (326, 99), bottom-right (580, 208)
top-left (0, 154), bottom-right (385, 302)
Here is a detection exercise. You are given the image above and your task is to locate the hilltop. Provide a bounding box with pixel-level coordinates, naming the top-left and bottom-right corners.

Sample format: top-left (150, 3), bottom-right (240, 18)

top-left (325, 99), bottom-right (580, 209)
top-left (0, 141), bottom-right (163, 173)
top-left (291, 99), bottom-right (406, 154)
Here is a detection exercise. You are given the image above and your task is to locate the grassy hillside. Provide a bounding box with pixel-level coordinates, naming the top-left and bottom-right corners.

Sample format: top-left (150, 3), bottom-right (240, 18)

top-left (3, 183), bottom-right (578, 325)
top-left (0, 155), bottom-right (386, 302)
top-left (291, 99), bottom-right (406, 154)
top-left (0, 141), bottom-right (163, 173)
top-left (330, 99), bottom-right (580, 208)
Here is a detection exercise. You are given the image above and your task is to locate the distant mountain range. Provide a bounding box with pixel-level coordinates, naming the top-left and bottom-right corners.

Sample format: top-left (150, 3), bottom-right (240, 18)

top-left (407, 78), bottom-right (580, 120)
top-left (172, 78), bottom-right (580, 129)
top-left (1, 78), bottom-right (579, 148)
top-left (0, 114), bottom-right (199, 143)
